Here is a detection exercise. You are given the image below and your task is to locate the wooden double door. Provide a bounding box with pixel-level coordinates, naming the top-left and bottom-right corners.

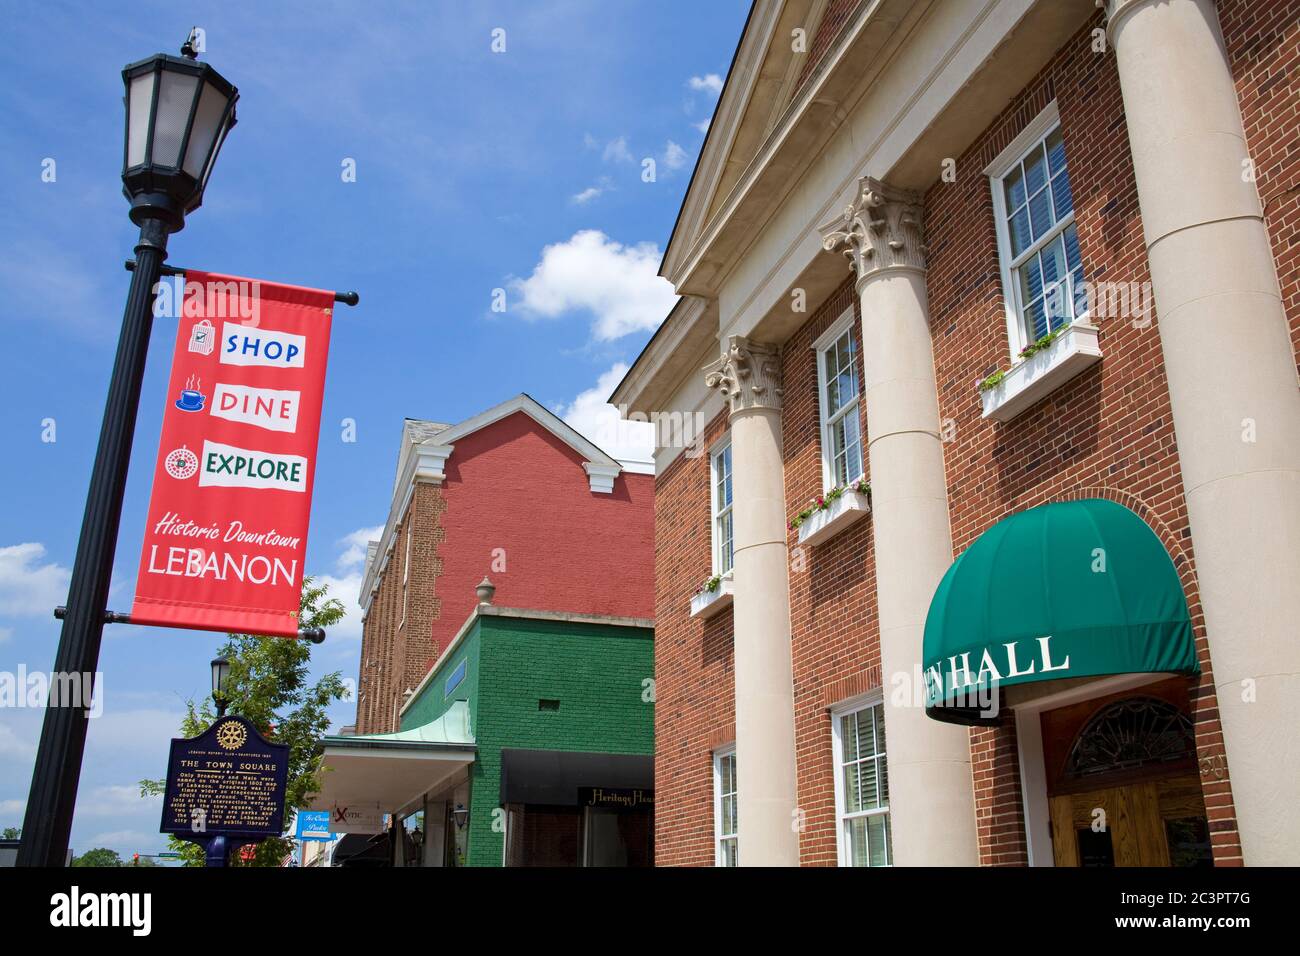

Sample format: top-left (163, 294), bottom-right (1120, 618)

top-left (1049, 773), bottom-right (1210, 867)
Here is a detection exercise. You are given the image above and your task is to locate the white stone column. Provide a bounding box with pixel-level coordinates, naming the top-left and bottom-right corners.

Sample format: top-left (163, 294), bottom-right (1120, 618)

top-left (821, 178), bottom-right (979, 865)
top-left (1105, 0), bottom-right (1300, 865)
top-left (705, 337), bottom-right (800, 866)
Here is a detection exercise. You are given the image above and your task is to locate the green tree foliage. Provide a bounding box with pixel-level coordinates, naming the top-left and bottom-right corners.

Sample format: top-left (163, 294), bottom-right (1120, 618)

top-left (1, 827), bottom-right (20, 840)
top-left (71, 847), bottom-right (123, 867)
top-left (140, 578), bottom-right (348, 866)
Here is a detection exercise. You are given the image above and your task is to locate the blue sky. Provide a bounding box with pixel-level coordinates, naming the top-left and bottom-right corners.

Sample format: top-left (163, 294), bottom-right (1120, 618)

top-left (0, 0), bottom-right (748, 860)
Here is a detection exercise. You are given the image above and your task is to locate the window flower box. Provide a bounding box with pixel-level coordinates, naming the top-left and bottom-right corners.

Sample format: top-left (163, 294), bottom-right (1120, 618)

top-left (979, 322), bottom-right (1102, 423)
top-left (690, 574), bottom-right (734, 619)
top-left (796, 490), bottom-right (871, 547)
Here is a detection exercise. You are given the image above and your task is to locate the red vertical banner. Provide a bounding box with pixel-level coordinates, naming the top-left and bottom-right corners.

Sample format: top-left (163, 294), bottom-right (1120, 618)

top-left (131, 272), bottom-right (334, 637)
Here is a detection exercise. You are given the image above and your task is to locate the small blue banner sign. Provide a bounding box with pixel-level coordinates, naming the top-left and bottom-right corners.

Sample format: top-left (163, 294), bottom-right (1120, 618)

top-left (160, 714), bottom-right (289, 839)
top-left (295, 810), bottom-right (332, 841)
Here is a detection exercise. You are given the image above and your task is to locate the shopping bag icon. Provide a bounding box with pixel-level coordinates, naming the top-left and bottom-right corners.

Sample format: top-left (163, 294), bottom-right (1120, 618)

top-left (188, 319), bottom-right (215, 356)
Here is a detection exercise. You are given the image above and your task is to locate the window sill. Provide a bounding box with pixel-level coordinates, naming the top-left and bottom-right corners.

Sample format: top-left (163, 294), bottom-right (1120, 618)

top-left (796, 490), bottom-right (871, 548)
top-left (979, 322), bottom-right (1102, 423)
top-left (690, 575), bottom-right (735, 619)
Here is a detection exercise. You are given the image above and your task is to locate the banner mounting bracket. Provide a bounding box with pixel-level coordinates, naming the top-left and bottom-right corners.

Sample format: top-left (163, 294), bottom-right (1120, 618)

top-left (53, 606), bottom-right (326, 643)
top-left (125, 258), bottom-right (360, 307)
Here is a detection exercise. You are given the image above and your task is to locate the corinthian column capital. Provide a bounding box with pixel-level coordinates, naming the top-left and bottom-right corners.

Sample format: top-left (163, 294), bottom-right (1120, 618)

top-left (1100, 0), bottom-right (1155, 38)
top-left (704, 335), bottom-right (783, 414)
top-left (818, 176), bottom-right (926, 283)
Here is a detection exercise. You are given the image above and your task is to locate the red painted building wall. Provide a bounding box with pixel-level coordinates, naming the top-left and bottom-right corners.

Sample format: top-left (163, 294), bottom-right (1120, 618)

top-left (356, 409), bottom-right (654, 734)
top-left (434, 411), bottom-right (656, 651)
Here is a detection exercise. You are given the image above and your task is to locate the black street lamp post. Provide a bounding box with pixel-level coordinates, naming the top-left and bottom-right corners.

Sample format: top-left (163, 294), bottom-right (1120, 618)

top-left (17, 39), bottom-right (238, 867)
top-left (210, 657), bottom-right (231, 717)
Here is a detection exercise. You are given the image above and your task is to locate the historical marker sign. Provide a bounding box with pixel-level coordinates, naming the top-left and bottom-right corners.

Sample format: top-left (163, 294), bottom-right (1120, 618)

top-left (160, 715), bottom-right (289, 839)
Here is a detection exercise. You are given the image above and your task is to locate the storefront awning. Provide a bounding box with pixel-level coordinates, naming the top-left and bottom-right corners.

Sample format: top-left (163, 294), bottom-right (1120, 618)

top-left (499, 749), bottom-right (653, 805)
top-left (923, 498), bottom-right (1198, 726)
top-left (310, 701), bottom-right (476, 817)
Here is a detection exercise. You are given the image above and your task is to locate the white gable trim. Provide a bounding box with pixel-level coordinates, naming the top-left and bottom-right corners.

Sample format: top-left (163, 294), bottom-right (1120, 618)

top-left (433, 394), bottom-right (621, 483)
top-left (359, 395), bottom-right (626, 612)
top-left (662, 0), bottom-right (784, 283)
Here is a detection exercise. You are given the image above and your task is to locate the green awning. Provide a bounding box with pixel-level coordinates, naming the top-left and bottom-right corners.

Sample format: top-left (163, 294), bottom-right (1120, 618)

top-left (923, 498), bottom-right (1198, 726)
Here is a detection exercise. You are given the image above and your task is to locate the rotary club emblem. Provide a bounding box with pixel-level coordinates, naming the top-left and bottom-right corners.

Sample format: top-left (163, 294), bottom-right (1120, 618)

top-left (164, 445), bottom-right (199, 480)
top-left (215, 720), bottom-right (248, 751)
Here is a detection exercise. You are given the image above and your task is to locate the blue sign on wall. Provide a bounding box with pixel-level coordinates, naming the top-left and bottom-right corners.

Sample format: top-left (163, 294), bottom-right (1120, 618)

top-left (296, 810), bottom-right (332, 841)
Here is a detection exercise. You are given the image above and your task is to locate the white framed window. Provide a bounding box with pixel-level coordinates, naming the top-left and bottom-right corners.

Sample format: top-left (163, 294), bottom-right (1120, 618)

top-left (988, 103), bottom-right (1087, 355)
top-left (713, 746), bottom-right (737, 866)
top-left (711, 441), bottom-right (734, 576)
top-left (831, 696), bottom-right (892, 866)
top-left (813, 310), bottom-right (863, 490)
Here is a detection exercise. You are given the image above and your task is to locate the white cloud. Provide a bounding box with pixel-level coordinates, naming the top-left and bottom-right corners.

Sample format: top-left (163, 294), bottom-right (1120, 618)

top-left (688, 73), bottom-right (724, 95)
top-left (571, 176), bottom-right (612, 205)
top-left (0, 543), bottom-right (70, 617)
top-left (663, 140), bottom-right (689, 170)
top-left (556, 364), bottom-right (655, 466)
top-left (0, 720), bottom-right (36, 759)
top-left (602, 136), bottom-right (634, 164)
top-left (315, 525), bottom-right (383, 644)
top-left (85, 708), bottom-right (186, 755)
top-left (336, 526), bottom-right (384, 571)
top-left (77, 784), bottom-right (161, 818)
top-left (510, 230), bottom-right (677, 341)
top-left (81, 829), bottom-right (160, 853)
top-left (0, 627), bottom-right (12, 645)
top-left (0, 798), bottom-right (24, 819)
top-left (693, 117), bottom-right (712, 134)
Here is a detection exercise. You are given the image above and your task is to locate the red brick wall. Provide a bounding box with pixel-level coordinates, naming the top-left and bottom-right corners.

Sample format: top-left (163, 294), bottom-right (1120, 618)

top-left (1221, 0), bottom-right (1300, 377)
top-left (357, 487), bottom-right (438, 735)
top-left (649, 0), bottom-right (1293, 868)
top-left (651, 280), bottom-right (879, 867)
top-left (780, 278), bottom-right (879, 866)
top-left (433, 411), bottom-right (655, 652)
top-left (924, 10), bottom-right (1242, 865)
top-left (652, 407), bottom-right (735, 866)
top-left (356, 410), bottom-right (655, 734)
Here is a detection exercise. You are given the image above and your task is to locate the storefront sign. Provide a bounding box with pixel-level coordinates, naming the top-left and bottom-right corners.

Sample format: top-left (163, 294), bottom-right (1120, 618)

top-left (295, 810), bottom-right (332, 841)
top-left (328, 801), bottom-right (383, 834)
top-left (923, 499), bottom-right (1199, 725)
top-left (923, 634), bottom-right (1072, 708)
top-left (160, 715), bottom-right (289, 838)
top-left (580, 787), bottom-right (654, 810)
top-left (131, 272), bottom-right (335, 637)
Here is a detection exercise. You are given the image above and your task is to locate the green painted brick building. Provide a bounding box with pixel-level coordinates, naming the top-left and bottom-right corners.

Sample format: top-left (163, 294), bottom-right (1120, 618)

top-left (317, 605), bottom-right (655, 867)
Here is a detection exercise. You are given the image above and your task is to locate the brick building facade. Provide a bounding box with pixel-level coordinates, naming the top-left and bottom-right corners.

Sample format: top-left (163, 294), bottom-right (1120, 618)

top-left (354, 394), bottom-right (655, 735)
top-left (616, 0), bottom-right (1299, 867)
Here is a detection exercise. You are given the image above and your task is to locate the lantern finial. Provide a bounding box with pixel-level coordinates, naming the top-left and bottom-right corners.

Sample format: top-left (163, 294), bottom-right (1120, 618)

top-left (181, 28), bottom-right (201, 60)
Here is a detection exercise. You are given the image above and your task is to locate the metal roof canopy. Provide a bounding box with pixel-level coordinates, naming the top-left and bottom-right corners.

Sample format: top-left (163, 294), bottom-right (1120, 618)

top-left (312, 701), bottom-right (475, 818)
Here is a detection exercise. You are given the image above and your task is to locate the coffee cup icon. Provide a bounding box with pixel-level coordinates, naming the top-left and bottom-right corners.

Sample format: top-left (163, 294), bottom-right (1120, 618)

top-left (176, 386), bottom-right (206, 412)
